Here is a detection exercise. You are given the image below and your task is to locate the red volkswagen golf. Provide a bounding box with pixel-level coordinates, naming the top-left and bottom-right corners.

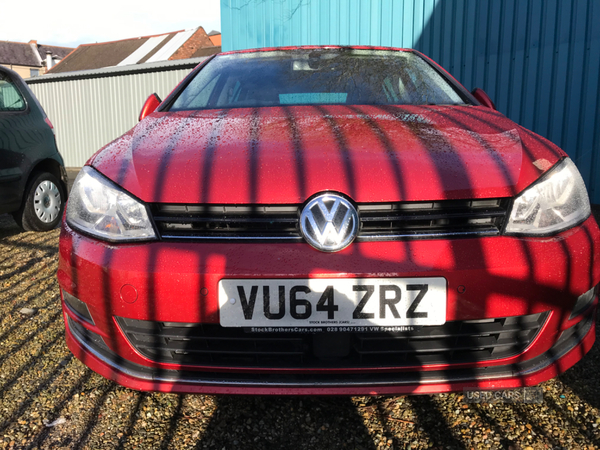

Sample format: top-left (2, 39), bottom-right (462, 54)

top-left (58, 47), bottom-right (599, 395)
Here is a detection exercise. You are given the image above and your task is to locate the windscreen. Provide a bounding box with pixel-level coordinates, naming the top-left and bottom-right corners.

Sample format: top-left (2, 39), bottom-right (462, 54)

top-left (170, 49), bottom-right (466, 111)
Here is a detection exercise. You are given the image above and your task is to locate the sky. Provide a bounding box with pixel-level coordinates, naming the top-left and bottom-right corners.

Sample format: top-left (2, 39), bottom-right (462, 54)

top-left (2, 0), bottom-right (221, 49)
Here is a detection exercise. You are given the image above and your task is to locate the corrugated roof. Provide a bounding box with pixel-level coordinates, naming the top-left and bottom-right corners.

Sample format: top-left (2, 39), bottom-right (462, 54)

top-left (27, 56), bottom-right (210, 83)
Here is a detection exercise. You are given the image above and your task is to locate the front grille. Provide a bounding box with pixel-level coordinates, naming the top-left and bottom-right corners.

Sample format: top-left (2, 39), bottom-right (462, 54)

top-left (151, 198), bottom-right (509, 241)
top-left (152, 204), bottom-right (301, 241)
top-left (357, 198), bottom-right (509, 240)
top-left (116, 312), bottom-right (548, 369)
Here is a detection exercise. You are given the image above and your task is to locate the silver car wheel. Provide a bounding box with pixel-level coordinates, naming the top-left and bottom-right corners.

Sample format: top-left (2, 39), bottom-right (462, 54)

top-left (34, 180), bottom-right (62, 223)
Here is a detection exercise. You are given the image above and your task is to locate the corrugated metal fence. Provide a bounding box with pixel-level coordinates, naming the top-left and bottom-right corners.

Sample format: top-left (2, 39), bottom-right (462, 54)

top-left (221, 0), bottom-right (600, 203)
top-left (26, 59), bottom-right (205, 167)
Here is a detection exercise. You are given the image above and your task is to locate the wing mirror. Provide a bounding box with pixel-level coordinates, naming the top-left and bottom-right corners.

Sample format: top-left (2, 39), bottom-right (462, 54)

top-left (471, 88), bottom-right (496, 110)
top-left (139, 93), bottom-right (162, 121)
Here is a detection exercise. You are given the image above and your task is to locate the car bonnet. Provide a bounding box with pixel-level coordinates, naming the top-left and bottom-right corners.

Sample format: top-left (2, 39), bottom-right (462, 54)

top-left (88, 104), bottom-right (564, 204)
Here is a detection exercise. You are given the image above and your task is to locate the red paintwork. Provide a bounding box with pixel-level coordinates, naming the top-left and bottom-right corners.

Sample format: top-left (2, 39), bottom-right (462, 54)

top-left (89, 105), bottom-right (563, 204)
top-left (63, 311), bottom-right (596, 395)
top-left (58, 215), bottom-right (600, 393)
top-left (138, 93), bottom-right (162, 121)
top-left (59, 217), bottom-right (600, 329)
top-left (58, 47), bottom-right (600, 394)
top-left (471, 88), bottom-right (497, 110)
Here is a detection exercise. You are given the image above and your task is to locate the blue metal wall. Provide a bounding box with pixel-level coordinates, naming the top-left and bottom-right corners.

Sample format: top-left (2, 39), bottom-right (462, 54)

top-left (221, 0), bottom-right (600, 203)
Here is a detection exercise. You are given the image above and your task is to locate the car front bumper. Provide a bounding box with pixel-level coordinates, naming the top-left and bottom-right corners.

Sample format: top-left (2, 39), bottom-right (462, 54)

top-left (57, 216), bottom-right (600, 395)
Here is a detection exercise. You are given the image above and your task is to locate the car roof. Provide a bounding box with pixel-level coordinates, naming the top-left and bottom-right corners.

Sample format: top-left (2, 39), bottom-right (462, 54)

top-left (0, 64), bottom-right (49, 118)
top-left (219, 45), bottom-right (414, 56)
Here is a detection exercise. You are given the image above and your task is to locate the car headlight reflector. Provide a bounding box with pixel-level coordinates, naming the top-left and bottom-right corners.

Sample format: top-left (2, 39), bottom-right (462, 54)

top-left (505, 158), bottom-right (590, 235)
top-left (66, 166), bottom-right (156, 241)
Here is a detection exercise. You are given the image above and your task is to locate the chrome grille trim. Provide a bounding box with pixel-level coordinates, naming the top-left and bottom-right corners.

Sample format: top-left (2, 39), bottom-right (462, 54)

top-left (151, 198), bottom-right (509, 241)
top-left (159, 234), bottom-right (304, 241)
top-left (356, 229), bottom-right (500, 241)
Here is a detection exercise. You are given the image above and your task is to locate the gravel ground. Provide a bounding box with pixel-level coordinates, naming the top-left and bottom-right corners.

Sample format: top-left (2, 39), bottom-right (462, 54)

top-left (1, 210), bottom-right (600, 450)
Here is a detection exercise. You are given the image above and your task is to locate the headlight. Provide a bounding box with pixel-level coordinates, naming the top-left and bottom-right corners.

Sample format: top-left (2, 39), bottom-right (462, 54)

top-left (505, 158), bottom-right (590, 235)
top-left (66, 166), bottom-right (156, 241)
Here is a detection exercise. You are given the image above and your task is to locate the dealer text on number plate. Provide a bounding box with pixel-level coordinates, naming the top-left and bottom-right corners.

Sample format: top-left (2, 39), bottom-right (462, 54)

top-left (218, 277), bottom-right (446, 327)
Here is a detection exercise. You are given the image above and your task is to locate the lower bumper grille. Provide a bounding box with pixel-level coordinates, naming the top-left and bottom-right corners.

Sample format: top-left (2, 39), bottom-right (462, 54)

top-left (116, 312), bottom-right (548, 369)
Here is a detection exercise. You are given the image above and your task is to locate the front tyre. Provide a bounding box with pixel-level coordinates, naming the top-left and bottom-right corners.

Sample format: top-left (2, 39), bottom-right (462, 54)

top-left (13, 172), bottom-right (65, 231)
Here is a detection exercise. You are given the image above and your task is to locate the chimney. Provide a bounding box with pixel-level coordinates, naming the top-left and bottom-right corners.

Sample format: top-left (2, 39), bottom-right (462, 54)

top-left (28, 40), bottom-right (43, 66)
top-left (46, 51), bottom-right (53, 70)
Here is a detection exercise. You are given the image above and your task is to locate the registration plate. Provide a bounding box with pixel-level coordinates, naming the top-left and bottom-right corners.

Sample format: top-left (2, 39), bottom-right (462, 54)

top-left (218, 277), bottom-right (446, 329)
